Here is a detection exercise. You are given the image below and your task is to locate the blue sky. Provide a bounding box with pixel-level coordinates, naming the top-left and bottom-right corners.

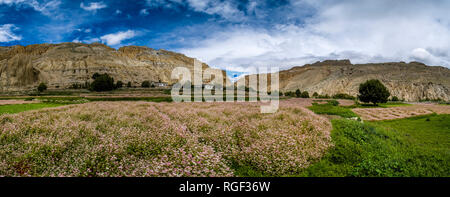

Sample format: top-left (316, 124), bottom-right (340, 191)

top-left (1, 0), bottom-right (450, 78)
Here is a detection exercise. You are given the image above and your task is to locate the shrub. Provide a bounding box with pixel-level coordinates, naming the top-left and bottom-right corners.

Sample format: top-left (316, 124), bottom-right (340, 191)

top-left (301, 91), bottom-right (309, 98)
top-left (295, 89), bottom-right (301, 98)
top-left (391, 96), bottom-right (399, 102)
top-left (90, 73), bottom-right (115, 92)
top-left (127, 82), bottom-right (132, 88)
top-left (358, 79), bottom-right (390, 106)
top-left (37, 83), bottom-right (47, 93)
top-left (141, 81), bottom-right (151, 88)
top-left (332, 93), bottom-right (355, 100)
top-left (313, 92), bottom-right (318, 98)
top-left (116, 81), bottom-right (123, 89)
top-left (328, 100), bottom-right (339, 106)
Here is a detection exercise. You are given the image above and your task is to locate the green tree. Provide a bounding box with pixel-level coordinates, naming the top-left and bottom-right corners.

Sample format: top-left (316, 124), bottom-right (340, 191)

top-left (141, 81), bottom-right (150, 88)
top-left (313, 92), bottom-right (318, 98)
top-left (37, 83), bottom-right (47, 93)
top-left (301, 91), bottom-right (309, 98)
top-left (116, 81), bottom-right (123, 89)
top-left (358, 79), bottom-right (390, 106)
top-left (127, 82), bottom-right (132, 88)
top-left (295, 89), bottom-right (301, 98)
top-left (90, 73), bottom-right (115, 92)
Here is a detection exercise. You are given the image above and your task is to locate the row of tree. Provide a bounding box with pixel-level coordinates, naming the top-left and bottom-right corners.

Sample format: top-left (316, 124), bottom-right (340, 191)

top-left (37, 76), bottom-right (392, 106)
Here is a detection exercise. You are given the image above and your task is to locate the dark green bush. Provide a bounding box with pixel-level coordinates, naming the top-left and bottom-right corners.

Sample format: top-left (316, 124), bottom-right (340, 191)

top-left (90, 73), bottom-right (116, 92)
top-left (116, 81), bottom-right (123, 89)
top-left (301, 91), bottom-right (309, 98)
top-left (37, 83), bottom-right (47, 93)
top-left (358, 79), bottom-right (390, 106)
top-left (295, 89), bottom-right (301, 98)
top-left (332, 93), bottom-right (355, 100)
top-left (141, 81), bottom-right (151, 88)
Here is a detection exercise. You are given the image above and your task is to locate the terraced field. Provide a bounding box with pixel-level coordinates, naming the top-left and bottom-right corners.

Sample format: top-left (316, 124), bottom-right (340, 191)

top-left (352, 104), bottom-right (450, 121)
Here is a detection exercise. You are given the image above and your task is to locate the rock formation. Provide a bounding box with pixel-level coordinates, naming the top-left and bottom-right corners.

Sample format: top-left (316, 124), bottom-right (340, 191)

top-left (0, 42), bottom-right (224, 92)
top-left (238, 60), bottom-right (450, 101)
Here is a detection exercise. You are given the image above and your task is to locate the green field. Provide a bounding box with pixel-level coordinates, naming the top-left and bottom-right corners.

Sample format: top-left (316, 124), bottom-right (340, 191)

top-left (299, 113), bottom-right (450, 177)
top-left (308, 103), bottom-right (359, 118)
top-left (0, 103), bottom-right (65, 115)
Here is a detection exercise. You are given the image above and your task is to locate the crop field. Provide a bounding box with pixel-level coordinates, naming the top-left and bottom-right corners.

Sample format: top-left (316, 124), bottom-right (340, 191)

top-left (0, 100), bottom-right (332, 177)
top-left (0, 95), bottom-right (449, 177)
top-left (352, 104), bottom-right (450, 121)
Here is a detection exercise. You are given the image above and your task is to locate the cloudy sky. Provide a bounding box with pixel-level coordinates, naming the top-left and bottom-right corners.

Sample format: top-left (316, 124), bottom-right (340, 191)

top-left (1, 0), bottom-right (450, 77)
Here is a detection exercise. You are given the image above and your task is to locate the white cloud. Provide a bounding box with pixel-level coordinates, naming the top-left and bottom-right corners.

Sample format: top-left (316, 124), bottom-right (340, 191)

top-left (115, 9), bottom-right (122, 15)
top-left (72, 37), bottom-right (100, 44)
top-left (145, 0), bottom-right (244, 21)
top-left (139, 9), bottom-right (149, 16)
top-left (100, 30), bottom-right (136, 46)
top-left (0, 0), bottom-right (61, 16)
top-left (0, 24), bottom-right (22, 42)
top-left (80, 1), bottom-right (107, 12)
top-left (178, 0), bottom-right (450, 71)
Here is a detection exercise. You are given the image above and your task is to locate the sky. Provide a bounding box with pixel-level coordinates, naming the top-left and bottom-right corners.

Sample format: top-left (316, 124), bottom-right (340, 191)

top-left (1, 0), bottom-right (450, 79)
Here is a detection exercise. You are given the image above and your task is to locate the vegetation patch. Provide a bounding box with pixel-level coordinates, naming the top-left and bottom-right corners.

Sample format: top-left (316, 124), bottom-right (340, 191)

top-left (0, 103), bottom-right (65, 115)
top-left (299, 114), bottom-right (450, 177)
top-left (308, 103), bottom-right (359, 118)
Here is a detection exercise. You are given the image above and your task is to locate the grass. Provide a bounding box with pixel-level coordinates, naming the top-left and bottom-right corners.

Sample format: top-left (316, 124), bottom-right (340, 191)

top-left (308, 103), bottom-right (359, 118)
top-left (298, 114), bottom-right (450, 177)
top-left (353, 102), bottom-right (412, 108)
top-left (0, 103), bottom-right (65, 115)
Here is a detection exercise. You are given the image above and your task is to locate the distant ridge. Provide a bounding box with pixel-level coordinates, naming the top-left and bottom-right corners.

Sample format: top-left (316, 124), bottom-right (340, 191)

top-left (0, 42), bottom-right (226, 92)
top-left (237, 60), bottom-right (450, 101)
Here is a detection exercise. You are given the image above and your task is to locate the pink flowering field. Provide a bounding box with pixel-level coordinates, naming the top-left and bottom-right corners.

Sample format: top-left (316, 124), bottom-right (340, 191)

top-left (0, 100), bottom-right (332, 177)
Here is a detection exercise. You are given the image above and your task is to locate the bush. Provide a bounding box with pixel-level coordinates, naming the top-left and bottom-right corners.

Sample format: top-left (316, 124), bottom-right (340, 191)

top-left (141, 81), bottom-right (151, 88)
top-left (295, 89), bottom-right (301, 98)
top-left (391, 96), bottom-right (399, 102)
top-left (116, 81), bottom-right (123, 89)
top-left (127, 82), bottom-right (132, 88)
top-left (328, 100), bottom-right (339, 106)
top-left (90, 73), bottom-right (116, 92)
top-left (332, 93), bottom-right (355, 100)
top-left (37, 83), bottom-right (47, 93)
top-left (313, 92), bottom-right (319, 97)
top-left (301, 91), bottom-right (309, 98)
top-left (358, 79), bottom-right (390, 106)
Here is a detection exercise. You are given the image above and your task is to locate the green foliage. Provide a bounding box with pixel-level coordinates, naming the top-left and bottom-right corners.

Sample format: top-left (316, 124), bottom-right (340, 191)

top-left (332, 93), bottom-right (355, 100)
top-left (300, 114), bottom-right (450, 177)
top-left (308, 103), bottom-right (358, 118)
top-left (391, 96), bottom-right (399, 102)
top-left (353, 102), bottom-right (412, 108)
top-left (295, 89), bottom-right (301, 98)
top-left (328, 100), bottom-right (339, 106)
top-left (316, 94), bottom-right (330, 99)
top-left (0, 103), bottom-right (64, 115)
top-left (37, 83), bottom-right (47, 93)
top-left (115, 81), bottom-right (123, 89)
top-left (127, 82), bottom-right (132, 88)
top-left (141, 81), bottom-right (151, 88)
top-left (90, 73), bottom-right (116, 92)
top-left (301, 91), bottom-right (309, 98)
top-left (358, 79), bottom-right (390, 105)
top-left (313, 92), bottom-right (319, 97)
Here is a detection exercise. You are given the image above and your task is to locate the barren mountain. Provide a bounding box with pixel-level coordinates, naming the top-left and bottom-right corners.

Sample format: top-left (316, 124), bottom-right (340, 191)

top-left (0, 42), bottom-right (223, 92)
top-left (238, 60), bottom-right (450, 101)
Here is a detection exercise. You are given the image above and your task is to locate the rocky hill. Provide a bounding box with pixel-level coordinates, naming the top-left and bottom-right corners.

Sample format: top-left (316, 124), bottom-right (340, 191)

top-left (237, 60), bottom-right (450, 101)
top-left (0, 42), bottom-right (224, 92)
